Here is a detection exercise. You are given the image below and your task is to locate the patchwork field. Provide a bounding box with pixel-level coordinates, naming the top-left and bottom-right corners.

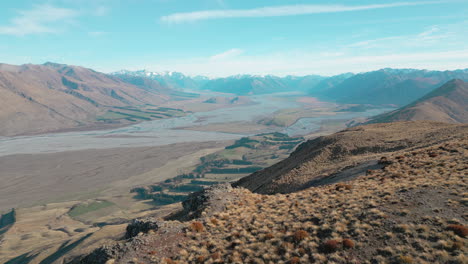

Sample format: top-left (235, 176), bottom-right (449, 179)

top-left (130, 132), bottom-right (305, 206)
top-left (97, 106), bottom-right (187, 123)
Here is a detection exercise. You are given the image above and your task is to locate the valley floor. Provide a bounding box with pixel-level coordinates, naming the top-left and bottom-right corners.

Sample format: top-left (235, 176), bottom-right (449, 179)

top-left (0, 96), bottom-right (395, 263)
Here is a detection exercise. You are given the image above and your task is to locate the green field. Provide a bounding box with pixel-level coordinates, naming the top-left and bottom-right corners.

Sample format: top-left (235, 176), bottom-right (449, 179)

top-left (130, 132), bottom-right (304, 207)
top-left (68, 200), bottom-right (114, 217)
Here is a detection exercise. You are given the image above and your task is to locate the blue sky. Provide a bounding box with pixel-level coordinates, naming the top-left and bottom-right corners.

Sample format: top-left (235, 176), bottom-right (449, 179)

top-left (0, 0), bottom-right (467, 76)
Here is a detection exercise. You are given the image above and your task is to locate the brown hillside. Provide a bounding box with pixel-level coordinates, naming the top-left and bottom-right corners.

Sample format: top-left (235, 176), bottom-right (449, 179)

top-left (234, 121), bottom-right (467, 194)
top-left (366, 79), bottom-right (468, 124)
top-left (74, 123), bottom-right (467, 263)
top-left (0, 63), bottom-right (171, 136)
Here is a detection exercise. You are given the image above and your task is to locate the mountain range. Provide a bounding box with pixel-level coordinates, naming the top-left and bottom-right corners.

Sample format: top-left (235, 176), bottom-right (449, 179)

top-left (116, 68), bottom-right (468, 105)
top-left (2, 63), bottom-right (468, 137)
top-left (113, 70), bottom-right (209, 91)
top-left (314, 68), bottom-right (468, 105)
top-left (112, 70), bottom-right (325, 94)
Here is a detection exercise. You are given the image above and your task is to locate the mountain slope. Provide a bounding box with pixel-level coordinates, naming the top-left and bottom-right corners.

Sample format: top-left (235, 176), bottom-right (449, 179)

top-left (366, 79), bottom-right (468, 124)
top-left (313, 68), bottom-right (468, 105)
top-left (234, 121), bottom-right (467, 194)
top-left (74, 121), bottom-right (467, 264)
top-left (116, 68), bottom-right (468, 103)
top-left (0, 63), bottom-right (174, 136)
top-left (199, 75), bottom-right (293, 95)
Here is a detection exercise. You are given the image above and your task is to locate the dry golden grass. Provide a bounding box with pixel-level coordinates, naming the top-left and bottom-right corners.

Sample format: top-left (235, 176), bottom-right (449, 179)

top-left (145, 138), bottom-right (467, 263)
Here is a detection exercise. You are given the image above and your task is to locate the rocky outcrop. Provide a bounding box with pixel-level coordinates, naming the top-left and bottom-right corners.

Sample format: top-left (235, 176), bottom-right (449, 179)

top-left (166, 183), bottom-right (240, 221)
top-left (125, 218), bottom-right (162, 239)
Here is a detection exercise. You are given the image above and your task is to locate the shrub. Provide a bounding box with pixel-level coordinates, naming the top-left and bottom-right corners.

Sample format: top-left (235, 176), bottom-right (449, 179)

top-left (265, 233), bottom-right (274, 240)
top-left (196, 255), bottom-right (206, 263)
top-left (211, 252), bottom-right (221, 260)
top-left (342, 238), bottom-right (355, 249)
top-left (289, 256), bottom-right (301, 264)
top-left (320, 239), bottom-right (340, 253)
top-left (190, 221), bottom-right (205, 233)
top-left (335, 183), bottom-right (352, 191)
top-left (293, 230), bottom-right (309, 242)
top-left (164, 258), bottom-right (177, 264)
top-left (397, 255), bottom-right (414, 264)
top-left (447, 224), bottom-right (468, 237)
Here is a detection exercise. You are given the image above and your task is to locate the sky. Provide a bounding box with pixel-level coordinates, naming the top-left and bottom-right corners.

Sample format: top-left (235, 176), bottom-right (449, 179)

top-left (0, 0), bottom-right (467, 77)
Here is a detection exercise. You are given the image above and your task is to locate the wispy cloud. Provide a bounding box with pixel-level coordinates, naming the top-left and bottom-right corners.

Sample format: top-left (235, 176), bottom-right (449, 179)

top-left (347, 22), bottom-right (466, 50)
top-left (0, 4), bottom-right (78, 36)
top-left (210, 48), bottom-right (244, 61)
top-left (161, 1), bottom-right (447, 23)
top-left (129, 22), bottom-right (468, 77)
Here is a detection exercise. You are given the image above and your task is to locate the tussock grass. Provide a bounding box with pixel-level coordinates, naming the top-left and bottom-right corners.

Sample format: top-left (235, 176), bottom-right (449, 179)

top-left (160, 139), bottom-right (467, 263)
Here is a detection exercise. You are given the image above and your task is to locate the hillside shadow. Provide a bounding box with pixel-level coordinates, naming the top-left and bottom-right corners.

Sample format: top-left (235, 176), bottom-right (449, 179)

top-left (38, 233), bottom-right (92, 264)
top-left (5, 252), bottom-right (39, 264)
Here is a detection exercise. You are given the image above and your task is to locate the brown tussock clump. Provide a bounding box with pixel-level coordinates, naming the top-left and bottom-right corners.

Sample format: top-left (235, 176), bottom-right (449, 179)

top-left (293, 230), bottom-right (309, 242)
top-left (335, 183), bottom-right (352, 191)
top-left (164, 258), bottom-right (177, 264)
top-left (190, 221), bottom-right (205, 233)
top-left (289, 256), bottom-right (301, 264)
top-left (447, 224), bottom-right (468, 237)
top-left (211, 252), bottom-right (221, 260)
top-left (397, 255), bottom-right (414, 264)
top-left (195, 255), bottom-right (206, 263)
top-left (342, 238), bottom-right (355, 249)
top-left (320, 239), bottom-right (341, 253)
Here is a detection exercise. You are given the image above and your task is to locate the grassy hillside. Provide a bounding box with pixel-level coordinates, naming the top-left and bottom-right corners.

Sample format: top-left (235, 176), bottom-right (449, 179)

top-left (366, 79), bottom-right (468, 124)
top-left (0, 63), bottom-right (189, 136)
top-left (74, 122), bottom-right (467, 263)
top-left (234, 121), bottom-right (467, 194)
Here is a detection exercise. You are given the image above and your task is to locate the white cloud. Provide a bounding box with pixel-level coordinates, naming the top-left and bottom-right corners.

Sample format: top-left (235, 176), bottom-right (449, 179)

top-left (161, 1), bottom-right (447, 23)
top-left (210, 48), bottom-right (244, 61)
top-left (0, 4), bottom-right (78, 36)
top-left (347, 21), bottom-right (467, 50)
